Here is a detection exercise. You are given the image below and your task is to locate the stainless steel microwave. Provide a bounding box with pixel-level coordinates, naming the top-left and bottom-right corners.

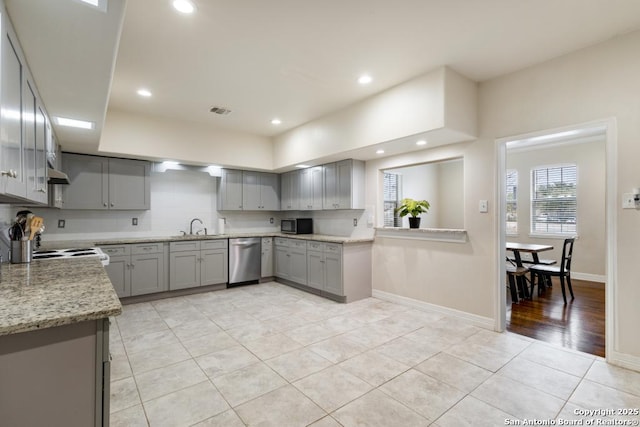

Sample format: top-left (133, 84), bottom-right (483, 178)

top-left (281, 218), bottom-right (313, 234)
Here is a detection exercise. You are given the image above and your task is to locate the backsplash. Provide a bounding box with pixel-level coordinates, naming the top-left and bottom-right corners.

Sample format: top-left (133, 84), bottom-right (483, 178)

top-left (3, 169), bottom-right (374, 244)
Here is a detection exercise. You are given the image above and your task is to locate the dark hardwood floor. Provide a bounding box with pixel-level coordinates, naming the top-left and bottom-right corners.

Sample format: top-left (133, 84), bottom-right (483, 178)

top-left (507, 277), bottom-right (605, 357)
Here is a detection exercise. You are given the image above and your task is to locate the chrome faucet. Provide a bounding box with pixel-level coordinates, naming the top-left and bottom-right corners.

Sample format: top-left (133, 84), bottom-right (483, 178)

top-left (189, 218), bottom-right (203, 235)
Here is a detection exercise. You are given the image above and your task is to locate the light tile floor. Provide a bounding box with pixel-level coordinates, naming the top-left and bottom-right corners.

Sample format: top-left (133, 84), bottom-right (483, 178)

top-left (110, 282), bottom-right (640, 427)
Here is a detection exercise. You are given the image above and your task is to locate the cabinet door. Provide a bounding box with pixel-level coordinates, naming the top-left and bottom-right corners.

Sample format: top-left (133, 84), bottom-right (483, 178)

top-left (201, 249), bottom-right (228, 285)
top-left (336, 159), bottom-right (353, 209)
top-left (62, 153), bottom-right (109, 209)
top-left (108, 158), bottom-right (150, 210)
top-left (259, 172), bottom-right (280, 210)
top-left (323, 162), bottom-right (338, 209)
top-left (0, 31), bottom-right (26, 198)
top-left (104, 255), bottom-right (131, 298)
top-left (274, 246), bottom-right (290, 279)
top-left (23, 80), bottom-right (37, 199)
top-left (306, 251), bottom-right (324, 290)
top-left (289, 248), bottom-right (308, 285)
top-left (324, 251), bottom-right (343, 296)
top-left (169, 250), bottom-right (201, 290)
top-left (280, 171), bottom-right (292, 210)
top-left (219, 169), bottom-right (243, 210)
top-left (242, 171), bottom-right (260, 210)
top-left (131, 253), bottom-right (166, 296)
top-left (300, 166), bottom-right (323, 210)
top-left (261, 238), bottom-right (273, 277)
top-left (33, 104), bottom-right (47, 203)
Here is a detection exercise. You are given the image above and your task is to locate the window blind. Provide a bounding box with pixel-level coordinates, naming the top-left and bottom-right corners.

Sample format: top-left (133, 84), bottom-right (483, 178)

top-left (383, 172), bottom-right (401, 227)
top-left (531, 165), bottom-right (577, 234)
top-left (506, 170), bottom-right (518, 234)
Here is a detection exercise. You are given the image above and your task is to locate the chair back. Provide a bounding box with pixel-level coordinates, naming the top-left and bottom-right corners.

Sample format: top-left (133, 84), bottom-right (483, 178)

top-left (560, 238), bottom-right (575, 273)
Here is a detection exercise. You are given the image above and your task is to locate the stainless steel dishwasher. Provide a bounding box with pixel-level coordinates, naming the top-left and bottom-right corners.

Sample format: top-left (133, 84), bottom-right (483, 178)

top-left (228, 237), bottom-right (262, 285)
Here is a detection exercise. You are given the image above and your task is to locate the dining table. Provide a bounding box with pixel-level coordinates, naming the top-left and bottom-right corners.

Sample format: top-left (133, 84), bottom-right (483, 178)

top-left (506, 242), bottom-right (554, 301)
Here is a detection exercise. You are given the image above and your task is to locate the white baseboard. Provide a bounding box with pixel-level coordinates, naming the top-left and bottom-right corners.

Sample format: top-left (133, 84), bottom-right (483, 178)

top-left (372, 289), bottom-right (495, 331)
top-left (572, 272), bottom-right (606, 283)
top-left (608, 350), bottom-right (640, 372)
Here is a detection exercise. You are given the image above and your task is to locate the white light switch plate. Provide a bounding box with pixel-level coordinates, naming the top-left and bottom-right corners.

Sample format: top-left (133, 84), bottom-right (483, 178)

top-left (622, 193), bottom-right (636, 209)
top-left (479, 200), bottom-right (489, 213)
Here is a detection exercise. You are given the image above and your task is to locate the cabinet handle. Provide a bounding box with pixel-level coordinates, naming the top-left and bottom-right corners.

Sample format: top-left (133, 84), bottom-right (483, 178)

top-left (1, 170), bottom-right (17, 178)
top-left (37, 188), bottom-right (46, 193)
top-left (103, 203), bottom-right (108, 207)
top-left (110, 203), bottom-right (114, 207)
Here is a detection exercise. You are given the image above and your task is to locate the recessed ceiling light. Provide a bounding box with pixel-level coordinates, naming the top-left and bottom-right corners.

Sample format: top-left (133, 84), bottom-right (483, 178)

top-left (358, 75), bottom-right (373, 85)
top-left (416, 140), bottom-right (427, 146)
top-left (376, 149), bottom-right (385, 154)
top-left (54, 116), bottom-right (94, 130)
top-left (271, 118), bottom-right (282, 125)
top-left (137, 88), bottom-right (152, 97)
top-left (172, 0), bottom-right (195, 14)
top-left (295, 164), bottom-right (310, 168)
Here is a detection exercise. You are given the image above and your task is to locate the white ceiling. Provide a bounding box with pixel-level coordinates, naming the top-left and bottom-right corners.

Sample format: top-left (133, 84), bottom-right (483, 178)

top-left (5, 0), bottom-right (640, 156)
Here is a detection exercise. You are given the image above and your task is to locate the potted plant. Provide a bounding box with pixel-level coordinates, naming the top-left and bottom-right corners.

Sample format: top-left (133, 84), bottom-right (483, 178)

top-left (396, 198), bottom-right (430, 229)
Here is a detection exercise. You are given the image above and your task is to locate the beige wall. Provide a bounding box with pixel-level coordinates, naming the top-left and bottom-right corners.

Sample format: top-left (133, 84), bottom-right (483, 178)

top-left (369, 29), bottom-right (640, 361)
top-left (506, 138), bottom-right (606, 278)
top-left (480, 30), bottom-right (640, 357)
top-left (99, 109), bottom-right (273, 170)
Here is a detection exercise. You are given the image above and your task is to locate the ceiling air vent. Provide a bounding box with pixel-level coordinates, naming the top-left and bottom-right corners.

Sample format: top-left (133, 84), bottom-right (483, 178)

top-left (209, 106), bottom-right (232, 115)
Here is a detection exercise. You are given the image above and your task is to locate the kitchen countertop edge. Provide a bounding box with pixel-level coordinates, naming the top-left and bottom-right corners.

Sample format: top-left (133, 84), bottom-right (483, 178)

top-left (0, 258), bottom-right (123, 337)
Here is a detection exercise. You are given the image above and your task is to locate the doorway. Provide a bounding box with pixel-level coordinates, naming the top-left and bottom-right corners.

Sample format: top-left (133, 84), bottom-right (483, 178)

top-left (496, 120), bottom-right (616, 359)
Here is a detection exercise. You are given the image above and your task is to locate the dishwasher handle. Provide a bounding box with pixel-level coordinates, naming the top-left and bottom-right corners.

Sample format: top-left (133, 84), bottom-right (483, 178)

top-left (231, 241), bottom-right (259, 247)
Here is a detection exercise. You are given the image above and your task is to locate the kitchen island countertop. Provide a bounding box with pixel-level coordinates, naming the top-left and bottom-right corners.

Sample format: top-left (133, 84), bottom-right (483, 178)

top-left (0, 258), bottom-right (122, 336)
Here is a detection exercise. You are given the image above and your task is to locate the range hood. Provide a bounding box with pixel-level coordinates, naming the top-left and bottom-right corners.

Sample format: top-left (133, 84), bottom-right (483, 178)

top-left (48, 168), bottom-right (70, 185)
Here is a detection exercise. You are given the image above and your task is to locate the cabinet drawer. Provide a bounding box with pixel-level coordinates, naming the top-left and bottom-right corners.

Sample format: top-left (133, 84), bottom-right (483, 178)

top-left (131, 243), bottom-right (164, 255)
top-left (201, 239), bottom-right (228, 250)
top-left (100, 245), bottom-right (130, 256)
top-left (170, 241), bottom-right (201, 252)
top-left (324, 243), bottom-right (342, 254)
top-left (307, 241), bottom-right (324, 251)
top-left (290, 239), bottom-right (307, 250)
top-left (274, 237), bottom-right (289, 247)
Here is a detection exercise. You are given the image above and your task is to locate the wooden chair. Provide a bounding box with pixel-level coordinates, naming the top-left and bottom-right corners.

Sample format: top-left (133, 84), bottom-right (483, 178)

top-left (529, 238), bottom-right (575, 304)
top-left (506, 259), bottom-right (530, 302)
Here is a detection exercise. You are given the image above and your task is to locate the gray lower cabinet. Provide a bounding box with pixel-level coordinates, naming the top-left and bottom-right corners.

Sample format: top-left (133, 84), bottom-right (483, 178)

top-left (261, 237), bottom-right (273, 277)
top-left (274, 237), bottom-right (307, 285)
top-left (102, 243), bottom-right (168, 297)
top-left (306, 241), bottom-right (343, 295)
top-left (0, 319), bottom-right (111, 427)
top-left (169, 240), bottom-right (228, 290)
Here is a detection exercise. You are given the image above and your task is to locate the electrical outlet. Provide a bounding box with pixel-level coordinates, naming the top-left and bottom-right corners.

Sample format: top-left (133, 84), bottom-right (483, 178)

top-left (57, 219), bottom-right (65, 228)
top-left (269, 217), bottom-right (274, 224)
top-left (132, 218), bottom-right (138, 226)
top-left (353, 218), bottom-right (358, 226)
top-left (479, 200), bottom-right (489, 213)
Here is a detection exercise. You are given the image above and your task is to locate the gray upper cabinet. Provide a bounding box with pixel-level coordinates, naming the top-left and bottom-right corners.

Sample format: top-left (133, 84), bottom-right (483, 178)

top-left (62, 153), bottom-right (150, 210)
top-left (108, 158), bottom-right (151, 210)
top-left (0, 15), bottom-right (50, 205)
top-left (300, 166), bottom-right (323, 210)
top-left (242, 171), bottom-right (280, 211)
top-left (0, 28), bottom-right (25, 199)
top-left (280, 170), bottom-right (300, 211)
top-left (323, 159), bottom-right (365, 210)
top-left (217, 169), bottom-right (243, 210)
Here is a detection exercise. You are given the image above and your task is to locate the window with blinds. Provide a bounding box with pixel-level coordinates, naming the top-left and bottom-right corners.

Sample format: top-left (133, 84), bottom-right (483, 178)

top-left (383, 172), bottom-right (401, 227)
top-left (506, 170), bottom-right (518, 234)
top-left (531, 164), bottom-right (577, 235)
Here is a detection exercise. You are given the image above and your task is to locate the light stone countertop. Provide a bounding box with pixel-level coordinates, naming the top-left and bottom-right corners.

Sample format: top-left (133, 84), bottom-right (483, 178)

top-left (0, 258), bottom-right (122, 336)
top-left (39, 233), bottom-right (374, 250)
